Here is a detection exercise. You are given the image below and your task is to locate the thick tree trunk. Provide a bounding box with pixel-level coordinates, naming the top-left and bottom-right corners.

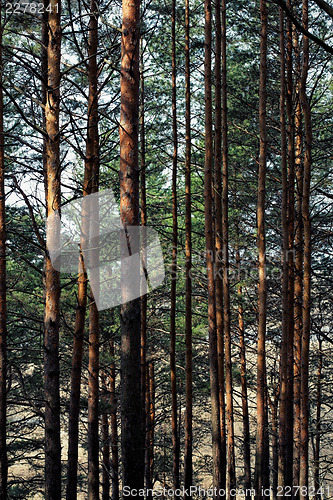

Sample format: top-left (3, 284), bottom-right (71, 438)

top-left (119, 0), bottom-right (144, 488)
top-left (299, 0), bottom-right (312, 495)
top-left (170, 0), bottom-right (180, 489)
top-left (255, 0), bottom-right (269, 496)
top-left (237, 249), bottom-right (251, 496)
top-left (204, 0), bottom-right (222, 493)
top-left (44, 1), bottom-right (62, 497)
top-left (0, 6), bottom-right (7, 493)
top-left (101, 373), bottom-right (110, 500)
top-left (110, 338), bottom-right (119, 500)
top-left (184, 0), bottom-right (193, 490)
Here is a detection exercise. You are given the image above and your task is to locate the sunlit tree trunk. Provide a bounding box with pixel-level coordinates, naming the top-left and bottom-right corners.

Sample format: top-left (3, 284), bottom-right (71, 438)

top-left (170, 0), bottom-right (180, 489)
top-left (255, 0), bottom-right (269, 496)
top-left (184, 0), bottom-right (193, 490)
top-left (0, 4), bottom-right (7, 493)
top-left (204, 0), bottom-right (222, 493)
top-left (120, 0), bottom-right (144, 487)
top-left (44, 1), bottom-right (62, 497)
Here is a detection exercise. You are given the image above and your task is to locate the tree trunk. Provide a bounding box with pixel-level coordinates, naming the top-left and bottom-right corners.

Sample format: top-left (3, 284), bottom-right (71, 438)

top-left (44, 1), bottom-right (62, 497)
top-left (221, 0), bottom-right (236, 493)
top-left (285, 3), bottom-right (295, 485)
top-left (66, 3), bottom-right (100, 496)
top-left (86, 2), bottom-right (100, 497)
top-left (214, 0), bottom-right (226, 493)
top-left (110, 338), bottom-right (119, 500)
top-left (299, 0), bottom-right (312, 495)
top-left (237, 249), bottom-right (251, 496)
top-left (204, 0), bottom-right (222, 493)
top-left (184, 0), bottom-right (193, 490)
top-left (314, 336), bottom-right (322, 500)
top-left (119, 0), bottom-right (144, 487)
top-left (140, 40), bottom-right (148, 490)
top-left (148, 362), bottom-right (155, 491)
top-left (0, 5), bottom-right (7, 493)
top-left (255, 0), bottom-right (269, 496)
top-left (278, 6), bottom-right (289, 491)
top-left (293, 24), bottom-right (303, 491)
top-left (101, 373), bottom-right (110, 500)
top-left (170, 0), bottom-right (180, 489)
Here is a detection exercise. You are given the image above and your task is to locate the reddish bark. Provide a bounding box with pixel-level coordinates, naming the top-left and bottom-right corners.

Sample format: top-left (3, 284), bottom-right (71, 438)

top-left (299, 0), bottom-right (312, 493)
top-left (44, 1), bottom-right (62, 497)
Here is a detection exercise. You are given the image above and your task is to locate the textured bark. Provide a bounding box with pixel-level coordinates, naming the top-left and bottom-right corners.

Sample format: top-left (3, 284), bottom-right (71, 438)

top-left (204, 0), bottom-right (222, 493)
top-left (299, 0), bottom-right (312, 492)
top-left (184, 0), bottom-right (193, 490)
top-left (255, 0), bottom-right (269, 496)
top-left (101, 373), bottom-right (110, 500)
top-left (119, 0), bottom-right (144, 487)
top-left (293, 25), bottom-right (303, 490)
top-left (110, 338), bottom-right (119, 500)
top-left (86, 2), bottom-right (100, 497)
top-left (0, 6), bottom-right (7, 493)
top-left (170, 0), bottom-right (180, 489)
top-left (237, 249), bottom-right (251, 496)
top-left (214, 0), bottom-right (226, 493)
top-left (44, 1), bottom-right (62, 497)
top-left (221, 0), bottom-right (235, 492)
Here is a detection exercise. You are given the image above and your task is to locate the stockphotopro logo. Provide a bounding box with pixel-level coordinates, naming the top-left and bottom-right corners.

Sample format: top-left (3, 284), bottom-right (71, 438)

top-left (47, 189), bottom-right (165, 310)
